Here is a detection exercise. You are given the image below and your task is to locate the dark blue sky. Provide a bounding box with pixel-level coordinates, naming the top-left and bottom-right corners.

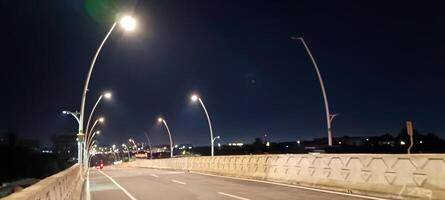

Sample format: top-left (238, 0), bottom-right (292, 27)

top-left (2, 1), bottom-right (445, 147)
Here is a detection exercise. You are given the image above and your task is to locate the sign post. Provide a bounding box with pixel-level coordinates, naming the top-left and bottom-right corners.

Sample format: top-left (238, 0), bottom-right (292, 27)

top-left (406, 121), bottom-right (414, 154)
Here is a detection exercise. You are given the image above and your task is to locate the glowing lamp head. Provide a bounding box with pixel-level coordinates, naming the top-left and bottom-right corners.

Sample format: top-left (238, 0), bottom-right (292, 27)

top-left (98, 117), bottom-right (105, 123)
top-left (158, 117), bottom-right (163, 123)
top-left (95, 131), bottom-right (101, 135)
top-left (190, 94), bottom-right (199, 102)
top-left (62, 111), bottom-right (67, 114)
top-left (120, 16), bottom-right (136, 31)
top-left (112, 144), bottom-right (116, 148)
top-left (103, 92), bottom-right (112, 99)
top-left (216, 136), bottom-right (221, 139)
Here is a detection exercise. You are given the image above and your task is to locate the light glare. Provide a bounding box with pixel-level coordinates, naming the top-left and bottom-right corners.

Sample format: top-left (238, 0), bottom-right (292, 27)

top-left (191, 94), bottom-right (199, 102)
top-left (104, 92), bottom-right (112, 99)
top-left (120, 16), bottom-right (136, 31)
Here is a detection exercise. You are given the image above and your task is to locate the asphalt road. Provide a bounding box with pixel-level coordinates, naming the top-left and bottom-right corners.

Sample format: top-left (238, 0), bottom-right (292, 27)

top-left (88, 167), bottom-right (382, 200)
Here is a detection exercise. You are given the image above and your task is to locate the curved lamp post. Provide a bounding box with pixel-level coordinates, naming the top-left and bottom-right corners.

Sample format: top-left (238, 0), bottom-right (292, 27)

top-left (122, 144), bottom-right (131, 160)
top-left (291, 37), bottom-right (336, 146)
top-left (85, 117), bottom-right (104, 165)
top-left (62, 110), bottom-right (80, 125)
top-left (86, 130), bottom-right (101, 153)
top-left (128, 139), bottom-right (137, 150)
top-left (143, 132), bottom-right (153, 159)
top-left (85, 92), bottom-right (111, 141)
top-left (87, 141), bottom-right (97, 167)
top-left (190, 94), bottom-right (215, 156)
top-left (77, 16), bottom-right (137, 165)
top-left (85, 117), bottom-right (104, 150)
top-left (158, 117), bottom-right (173, 158)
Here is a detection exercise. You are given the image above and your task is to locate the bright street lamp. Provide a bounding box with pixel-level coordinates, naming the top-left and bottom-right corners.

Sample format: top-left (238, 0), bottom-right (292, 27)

top-left (78, 15), bottom-right (137, 166)
top-left (158, 117), bottom-right (174, 158)
top-left (120, 16), bottom-right (137, 31)
top-left (190, 94), bottom-right (215, 156)
top-left (291, 37), bottom-right (336, 146)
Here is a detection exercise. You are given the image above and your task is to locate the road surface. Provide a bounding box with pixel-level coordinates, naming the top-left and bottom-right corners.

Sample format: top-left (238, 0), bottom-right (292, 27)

top-left (88, 167), bottom-right (382, 200)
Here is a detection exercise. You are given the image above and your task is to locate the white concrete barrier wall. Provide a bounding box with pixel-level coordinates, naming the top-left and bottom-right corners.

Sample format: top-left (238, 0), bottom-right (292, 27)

top-left (127, 154), bottom-right (445, 200)
top-left (3, 164), bottom-right (84, 200)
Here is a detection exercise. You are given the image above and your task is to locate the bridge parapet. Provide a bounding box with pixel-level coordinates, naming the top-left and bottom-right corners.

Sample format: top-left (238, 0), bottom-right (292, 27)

top-left (123, 154), bottom-right (445, 199)
top-left (3, 164), bottom-right (84, 200)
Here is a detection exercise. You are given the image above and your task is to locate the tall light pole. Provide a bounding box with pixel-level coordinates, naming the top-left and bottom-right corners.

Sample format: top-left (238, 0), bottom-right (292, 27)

top-left (78, 16), bottom-right (137, 165)
top-left (112, 145), bottom-right (119, 162)
top-left (158, 117), bottom-right (173, 158)
top-left (85, 117), bottom-right (104, 166)
top-left (86, 130), bottom-right (101, 155)
top-left (122, 144), bottom-right (131, 160)
top-left (190, 94), bottom-right (215, 156)
top-left (128, 139), bottom-right (137, 150)
top-left (87, 141), bottom-right (96, 167)
top-left (85, 117), bottom-right (104, 153)
top-left (62, 111), bottom-right (81, 162)
top-left (291, 37), bottom-right (335, 146)
top-left (143, 132), bottom-right (153, 159)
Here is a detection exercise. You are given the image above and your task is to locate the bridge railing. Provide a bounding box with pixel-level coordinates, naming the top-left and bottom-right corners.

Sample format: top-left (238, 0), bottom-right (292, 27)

top-left (121, 154), bottom-right (445, 200)
top-left (3, 164), bottom-right (84, 200)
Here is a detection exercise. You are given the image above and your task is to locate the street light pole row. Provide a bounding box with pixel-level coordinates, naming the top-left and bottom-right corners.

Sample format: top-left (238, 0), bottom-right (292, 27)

top-left (155, 94), bottom-right (218, 158)
top-left (75, 15), bottom-right (137, 166)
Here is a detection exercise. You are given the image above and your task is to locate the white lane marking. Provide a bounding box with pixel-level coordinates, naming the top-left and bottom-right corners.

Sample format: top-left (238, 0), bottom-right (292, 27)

top-left (171, 180), bottom-right (187, 185)
top-left (190, 172), bottom-right (387, 200)
top-left (218, 192), bottom-right (250, 200)
top-left (150, 174), bottom-right (159, 178)
top-left (98, 170), bottom-right (138, 200)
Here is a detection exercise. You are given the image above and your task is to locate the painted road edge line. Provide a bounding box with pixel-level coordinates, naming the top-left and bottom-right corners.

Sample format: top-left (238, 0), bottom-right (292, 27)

top-left (218, 192), bottom-right (250, 200)
top-left (150, 174), bottom-right (159, 178)
top-left (190, 171), bottom-right (387, 200)
top-left (171, 180), bottom-right (187, 185)
top-left (98, 170), bottom-right (138, 200)
top-left (86, 170), bottom-right (91, 200)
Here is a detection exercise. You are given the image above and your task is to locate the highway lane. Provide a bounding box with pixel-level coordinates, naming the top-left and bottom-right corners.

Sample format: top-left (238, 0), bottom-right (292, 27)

top-left (88, 167), bottom-right (381, 200)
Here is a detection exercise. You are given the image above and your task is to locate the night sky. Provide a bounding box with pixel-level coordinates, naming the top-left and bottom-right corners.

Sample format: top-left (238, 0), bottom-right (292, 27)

top-left (2, 1), bottom-right (445, 147)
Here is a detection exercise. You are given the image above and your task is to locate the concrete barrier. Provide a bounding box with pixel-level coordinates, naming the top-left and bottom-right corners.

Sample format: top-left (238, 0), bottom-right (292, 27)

top-left (3, 164), bottom-right (84, 200)
top-left (123, 154), bottom-right (445, 200)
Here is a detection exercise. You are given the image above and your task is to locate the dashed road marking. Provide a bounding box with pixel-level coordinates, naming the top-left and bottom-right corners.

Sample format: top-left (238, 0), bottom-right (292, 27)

top-left (191, 171), bottom-right (387, 200)
top-left (218, 192), bottom-right (250, 200)
top-left (150, 174), bottom-right (159, 178)
top-left (171, 180), bottom-right (187, 185)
